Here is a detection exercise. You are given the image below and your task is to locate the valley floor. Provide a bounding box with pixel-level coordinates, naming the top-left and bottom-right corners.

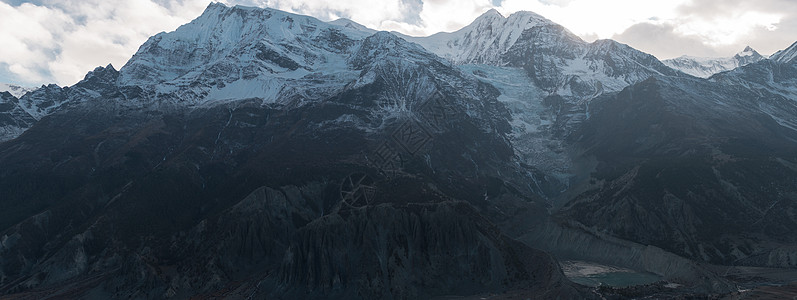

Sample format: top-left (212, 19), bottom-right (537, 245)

top-left (562, 260), bottom-right (797, 299)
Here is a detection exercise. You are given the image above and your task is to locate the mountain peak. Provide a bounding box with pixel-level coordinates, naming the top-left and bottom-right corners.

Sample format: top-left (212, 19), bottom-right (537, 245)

top-left (735, 46), bottom-right (761, 58)
top-left (201, 1), bottom-right (229, 15)
top-left (471, 8), bottom-right (554, 27)
top-left (402, 7), bottom-right (560, 65)
top-left (0, 90), bottom-right (15, 101)
top-left (91, 64), bottom-right (116, 73)
top-left (81, 64), bottom-right (119, 85)
top-left (733, 46), bottom-right (765, 66)
top-left (206, 2), bottom-right (225, 8)
top-left (470, 8), bottom-right (505, 25)
top-left (351, 31), bottom-right (431, 68)
top-left (118, 3), bottom-right (373, 89)
top-left (481, 8), bottom-right (504, 18)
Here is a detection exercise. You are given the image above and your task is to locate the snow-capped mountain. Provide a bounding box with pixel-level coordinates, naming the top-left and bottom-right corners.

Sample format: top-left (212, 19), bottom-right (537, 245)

top-left (398, 9), bottom-right (553, 65)
top-left (119, 3), bottom-right (376, 107)
top-left (708, 42), bottom-right (797, 131)
top-left (735, 46), bottom-right (768, 65)
top-left (397, 9), bottom-right (683, 191)
top-left (0, 4), bottom-right (589, 298)
top-left (0, 83), bottom-right (33, 98)
top-left (563, 70), bottom-right (797, 266)
top-left (1, 3), bottom-right (797, 298)
top-left (0, 4), bottom-right (389, 142)
top-left (326, 17), bottom-right (376, 34)
top-left (555, 39), bottom-right (797, 269)
top-left (11, 65), bottom-right (120, 121)
top-left (770, 41), bottom-right (797, 64)
top-left (401, 9), bottom-right (680, 97)
top-left (662, 46), bottom-right (766, 78)
top-left (712, 42), bottom-right (797, 90)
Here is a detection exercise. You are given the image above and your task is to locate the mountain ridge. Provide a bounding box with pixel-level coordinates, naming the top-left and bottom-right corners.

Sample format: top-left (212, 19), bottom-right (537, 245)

top-left (663, 46), bottom-right (766, 78)
top-left (0, 3), bottom-right (796, 298)
top-left (0, 4), bottom-right (594, 298)
top-left (0, 83), bottom-right (33, 98)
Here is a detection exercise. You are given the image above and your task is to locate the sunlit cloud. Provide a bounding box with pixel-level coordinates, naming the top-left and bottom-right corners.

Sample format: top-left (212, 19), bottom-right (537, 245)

top-left (0, 0), bottom-right (209, 86)
top-left (673, 11), bottom-right (782, 46)
top-left (497, 0), bottom-right (690, 41)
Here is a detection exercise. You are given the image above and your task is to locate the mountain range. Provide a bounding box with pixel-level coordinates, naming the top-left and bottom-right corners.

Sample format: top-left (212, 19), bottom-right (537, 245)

top-left (1, 3), bottom-right (796, 299)
top-left (0, 84), bottom-right (32, 99)
top-left (662, 46), bottom-right (767, 78)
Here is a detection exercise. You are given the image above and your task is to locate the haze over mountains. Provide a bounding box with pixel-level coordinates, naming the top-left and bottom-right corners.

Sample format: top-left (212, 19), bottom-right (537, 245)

top-left (1, 3), bottom-right (796, 299)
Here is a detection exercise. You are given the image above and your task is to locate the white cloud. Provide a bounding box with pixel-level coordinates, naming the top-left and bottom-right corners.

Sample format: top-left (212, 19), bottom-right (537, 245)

top-left (612, 22), bottom-right (725, 59)
top-left (416, 0), bottom-right (493, 34)
top-left (251, 0), bottom-right (416, 31)
top-left (0, 0), bottom-right (209, 86)
top-left (0, 2), bottom-right (71, 84)
top-left (1, 0), bottom-right (796, 86)
top-left (611, 0), bottom-right (797, 59)
top-left (674, 11), bottom-right (781, 46)
top-left (45, 0), bottom-right (209, 85)
top-left (497, 0), bottom-right (690, 41)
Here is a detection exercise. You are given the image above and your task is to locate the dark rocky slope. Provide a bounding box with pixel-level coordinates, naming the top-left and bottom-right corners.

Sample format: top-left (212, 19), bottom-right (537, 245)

top-left (561, 74), bottom-right (797, 267)
top-left (0, 17), bottom-right (587, 297)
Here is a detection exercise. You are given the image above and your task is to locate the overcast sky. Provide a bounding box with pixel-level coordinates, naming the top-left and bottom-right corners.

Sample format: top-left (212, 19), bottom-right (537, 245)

top-left (1, 0), bottom-right (796, 87)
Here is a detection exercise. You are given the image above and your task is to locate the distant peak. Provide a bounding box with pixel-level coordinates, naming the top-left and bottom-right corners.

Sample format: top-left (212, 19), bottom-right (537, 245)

top-left (91, 64), bottom-right (115, 72)
top-left (734, 45), bottom-right (764, 60)
top-left (736, 46), bottom-right (759, 55)
top-left (473, 8), bottom-right (504, 23)
top-left (198, 2), bottom-right (264, 17)
top-left (82, 64), bottom-right (119, 83)
top-left (471, 9), bottom-right (551, 27)
top-left (482, 8), bottom-right (504, 18)
top-left (198, 1), bottom-right (230, 18)
top-left (93, 64), bottom-right (117, 73)
top-left (204, 2), bottom-right (228, 11)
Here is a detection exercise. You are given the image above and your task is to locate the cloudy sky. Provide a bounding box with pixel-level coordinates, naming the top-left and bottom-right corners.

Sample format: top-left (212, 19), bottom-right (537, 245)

top-left (1, 0), bottom-right (796, 87)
